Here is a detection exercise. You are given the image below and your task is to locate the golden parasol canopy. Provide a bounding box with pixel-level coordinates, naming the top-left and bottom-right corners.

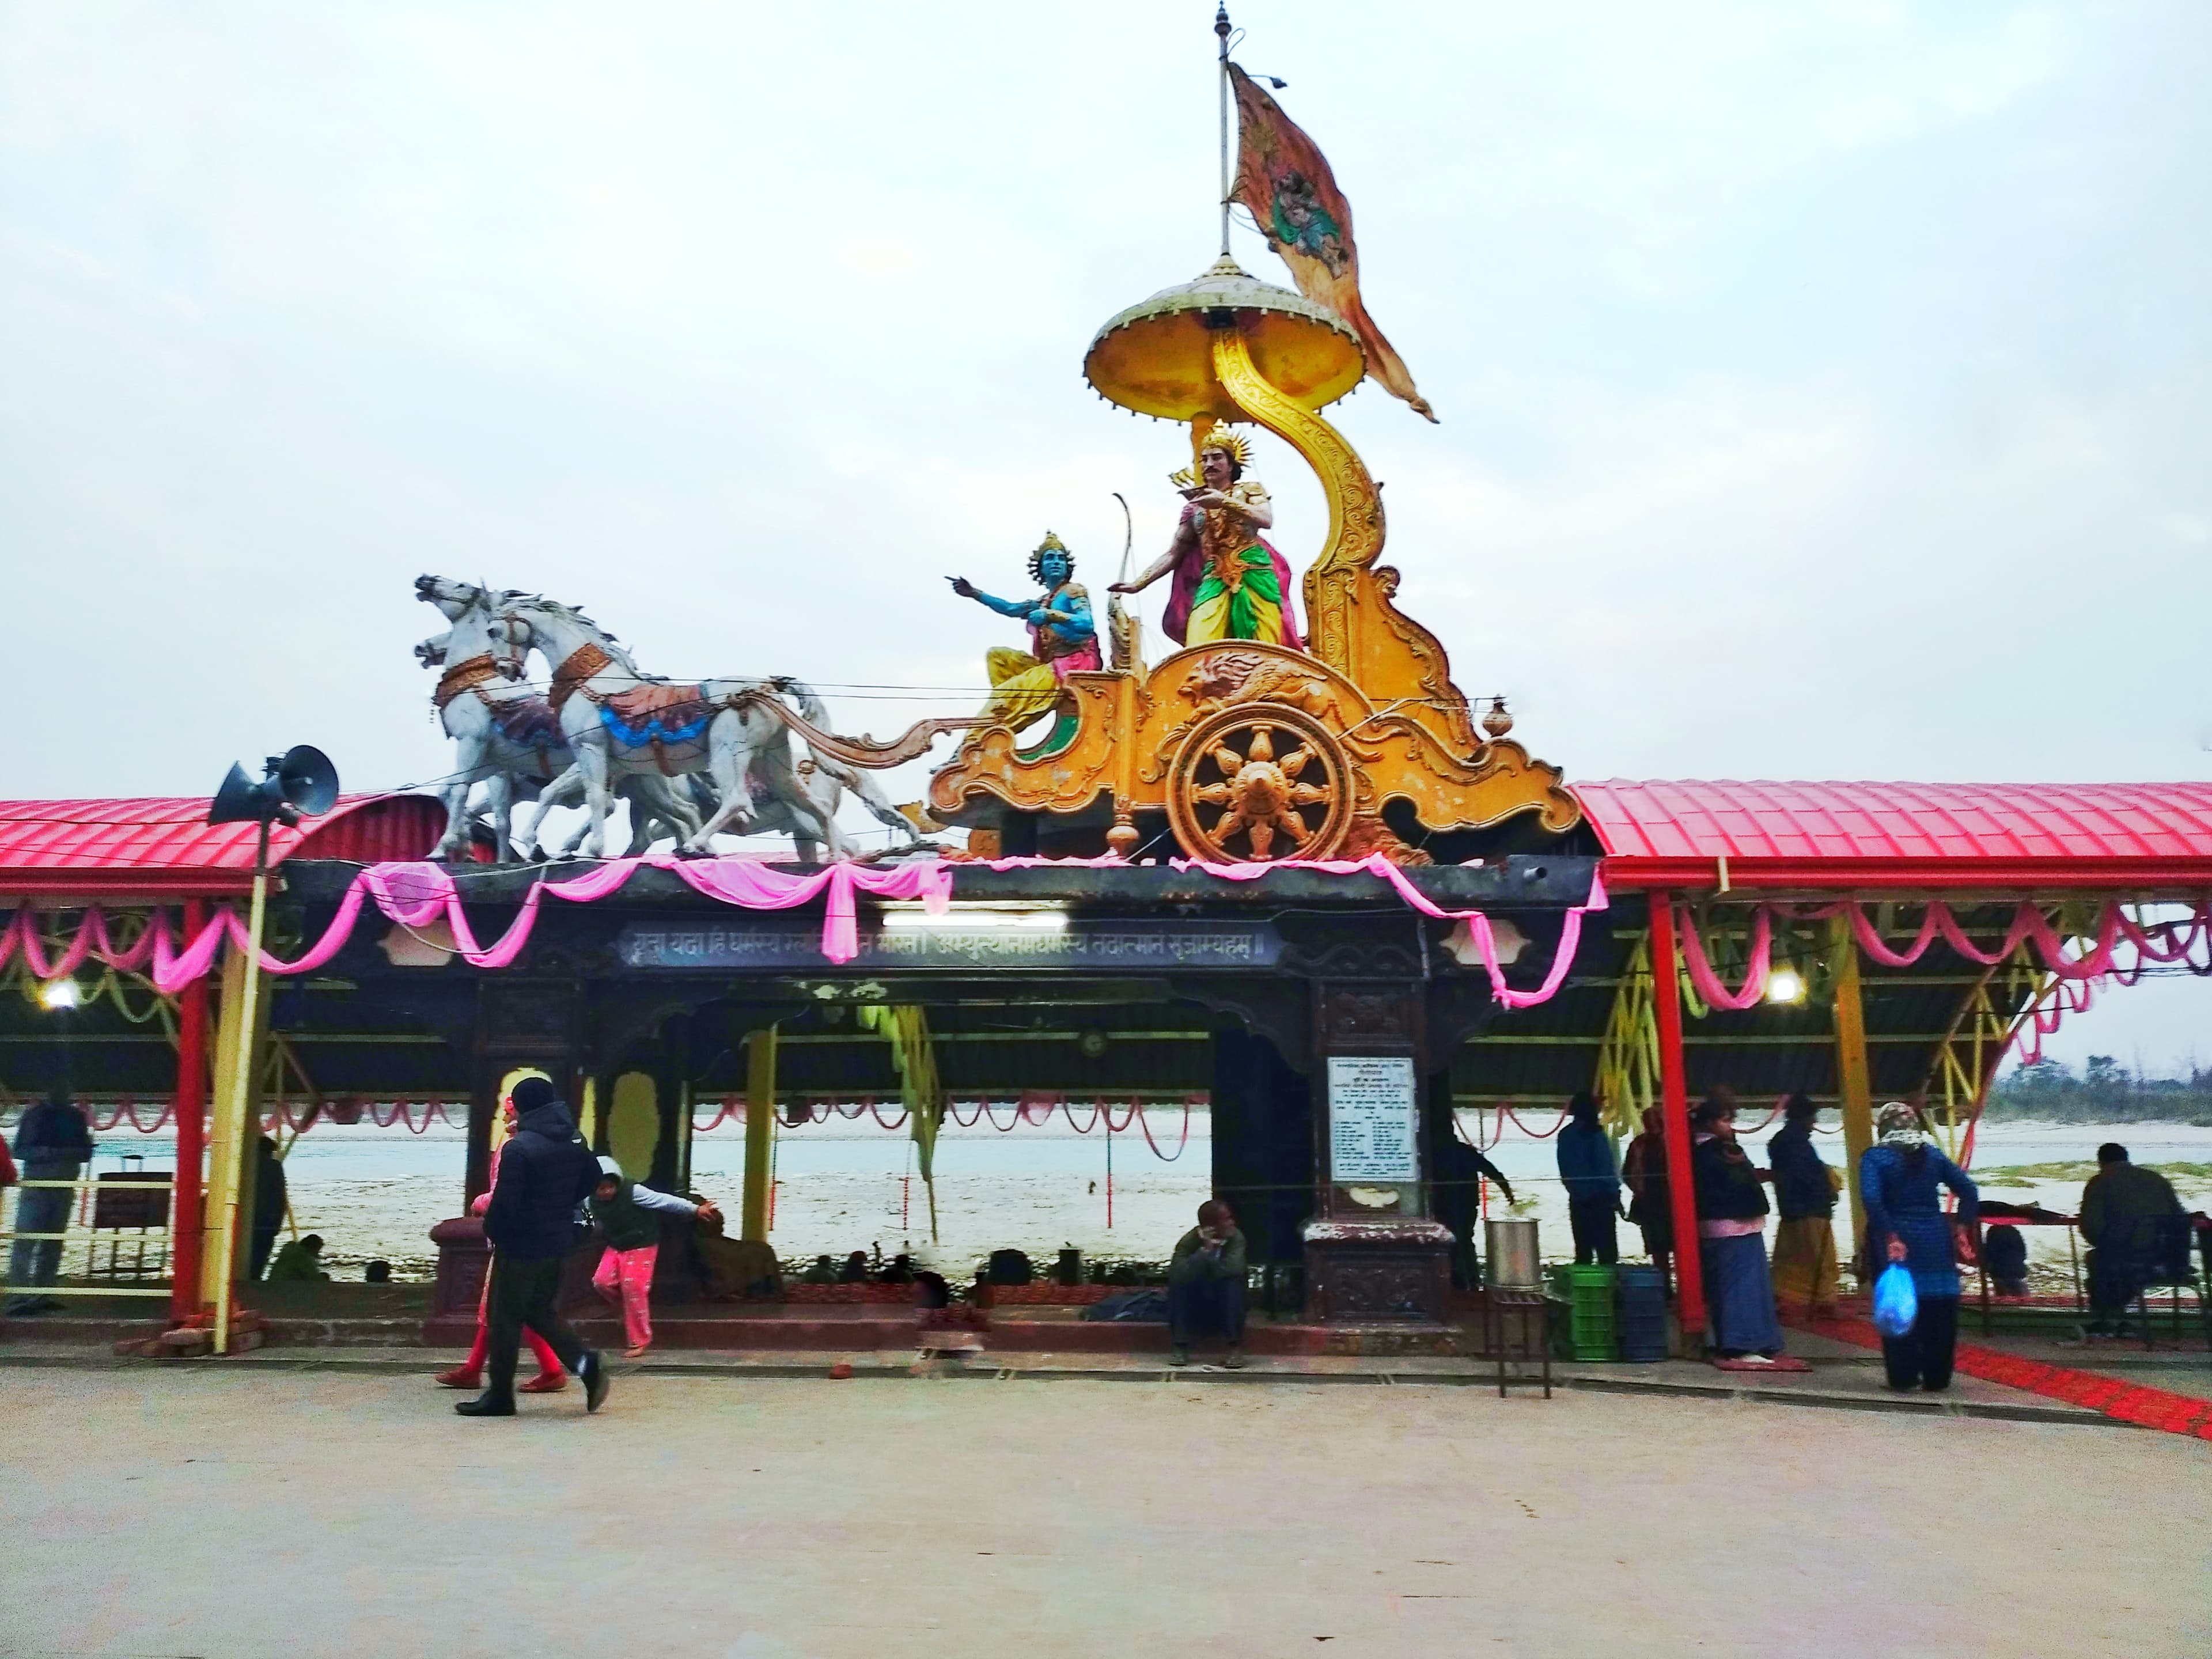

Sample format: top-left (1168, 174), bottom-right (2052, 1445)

top-left (1083, 255), bottom-right (1365, 422)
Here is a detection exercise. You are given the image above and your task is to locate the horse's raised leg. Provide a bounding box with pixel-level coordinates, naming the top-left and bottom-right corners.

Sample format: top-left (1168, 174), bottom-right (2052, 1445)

top-left (437, 738), bottom-right (484, 861)
top-left (685, 721), bottom-right (759, 852)
top-left (519, 763), bottom-right (587, 860)
top-left (578, 743), bottom-right (616, 860)
top-left (757, 738), bottom-right (851, 859)
top-left (486, 772), bottom-right (516, 863)
top-left (826, 758), bottom-right (924, 846)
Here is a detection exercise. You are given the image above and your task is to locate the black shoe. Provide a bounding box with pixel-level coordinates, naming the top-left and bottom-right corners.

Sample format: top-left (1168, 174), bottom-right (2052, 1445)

top-left (454, 1393), bottom-right (516, 1417)
top-left (580, 1349), bottom-right (609, 1414)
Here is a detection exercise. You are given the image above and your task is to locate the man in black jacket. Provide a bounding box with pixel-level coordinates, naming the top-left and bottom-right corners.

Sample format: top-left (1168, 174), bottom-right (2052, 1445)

top-left (459, 1077), bottom-right (608, 1418)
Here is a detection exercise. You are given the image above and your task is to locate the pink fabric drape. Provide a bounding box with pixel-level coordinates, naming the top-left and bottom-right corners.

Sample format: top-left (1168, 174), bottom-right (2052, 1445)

top-left (0, 857), bottom-right (954, 990)
top-left (1160, 853), bottom-right (1610, 1010)
top-left (16, 860), bottom-right (2205, 1030)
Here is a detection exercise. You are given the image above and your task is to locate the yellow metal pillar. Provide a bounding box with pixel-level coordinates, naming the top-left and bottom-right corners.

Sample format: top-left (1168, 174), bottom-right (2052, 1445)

top-left (200, 946), bottom-right (271, 1320)
top-left (608, 1072), bottom-right (658, 1183)
top-left (742, 1028), bottom-right (778, 1243)
top-left (1830, 915), bottom-right (1875, 1262)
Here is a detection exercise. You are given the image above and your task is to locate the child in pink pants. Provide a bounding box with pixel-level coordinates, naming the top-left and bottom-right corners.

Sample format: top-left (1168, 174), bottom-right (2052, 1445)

top-left (588, 1157), bottom-right (718, 1358)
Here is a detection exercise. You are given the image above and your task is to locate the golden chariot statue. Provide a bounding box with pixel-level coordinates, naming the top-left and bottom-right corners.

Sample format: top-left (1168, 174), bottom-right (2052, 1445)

top-left (918, 254), bottom-right (1580, 865)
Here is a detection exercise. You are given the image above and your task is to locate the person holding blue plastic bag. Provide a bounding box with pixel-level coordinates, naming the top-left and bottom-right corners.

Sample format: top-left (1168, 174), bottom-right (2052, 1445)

top-left (1859, 1101), bottom-right (1978, 1392)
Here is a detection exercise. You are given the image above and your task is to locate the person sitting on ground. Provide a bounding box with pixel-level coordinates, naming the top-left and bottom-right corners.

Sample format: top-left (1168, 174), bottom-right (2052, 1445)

top-left (878, 1252), bottom-right (916, 1285)
top-left (1859, 1101), bottom-right (1978, 1392)
top-left (264, 1233), bottom-right (331, 1283)
top-left (801, 1253), bottom-right (839, 1285)
top-left (1690, 1091), bottom-right (1806, 1372)
top-left (838, 1250), bottom-right (870, 1283)
top-left (1766, 1093), bottom-right (1841, 1320)
top-left (2078, 1142), bottom-right (2184, 1338)
top-left (1980, 1224), bottom-right (2030, 1298)
top-left (1167, 1199), bottom-right (1248, 1369)
top-left (364, 1259), bottom-right (392, 1284)
top-left (1556, 1091), bottom-right (1622, 1266)
top-left (692, 1214), bottom-right (781, 1302)
top-left (589, 1156), bottom-right (719, 1360)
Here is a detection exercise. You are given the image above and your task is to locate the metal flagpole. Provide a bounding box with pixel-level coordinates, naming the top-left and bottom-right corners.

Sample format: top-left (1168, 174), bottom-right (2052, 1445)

top-left (1215, 4), bottom-right (1234, 255)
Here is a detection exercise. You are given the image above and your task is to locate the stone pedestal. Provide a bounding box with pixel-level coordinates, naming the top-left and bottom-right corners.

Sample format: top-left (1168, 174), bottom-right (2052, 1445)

top-left (429, 1215), bottom-right (488, 1318)
top-left (1302, 1218), bottom-right (1453, 1325)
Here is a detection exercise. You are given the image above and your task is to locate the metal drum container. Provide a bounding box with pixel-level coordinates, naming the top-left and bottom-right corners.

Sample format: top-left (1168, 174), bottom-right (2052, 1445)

top-left (1485, 1217), bottom-right (1541, 1288)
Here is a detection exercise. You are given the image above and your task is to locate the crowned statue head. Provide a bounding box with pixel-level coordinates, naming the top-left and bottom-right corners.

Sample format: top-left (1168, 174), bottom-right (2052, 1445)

top-left (1028, 530), bottom-right (1075, 589)
top-left (1172, 425), bottom-right (1255, 494)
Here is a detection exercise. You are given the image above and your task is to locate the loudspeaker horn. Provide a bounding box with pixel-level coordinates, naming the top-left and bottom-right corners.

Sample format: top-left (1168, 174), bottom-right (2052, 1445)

top-left (209, 762), bottom-right (282, 826)
top-left (206, 745), bottom-right (342, 826)
top-left (276, 745), bottom-right (339, 817)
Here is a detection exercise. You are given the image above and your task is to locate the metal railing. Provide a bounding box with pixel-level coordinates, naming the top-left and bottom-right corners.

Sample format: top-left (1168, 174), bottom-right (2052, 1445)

top-left (1, 1170), bottom-right (175, 1301)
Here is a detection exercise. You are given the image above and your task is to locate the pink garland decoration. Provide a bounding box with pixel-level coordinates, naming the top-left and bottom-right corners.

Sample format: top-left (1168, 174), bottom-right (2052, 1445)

top-left (680, 1091), bottom-right (1197, 1161)
top-left (1671, 906), bottom-right (1777, 1012)
top-left (1676, 898), bottom-right (2212, 1014)
top-left (0, 857), bottom-right (956, 992)
top-left (1161, 854), bottom-right (1610, 1010)
top-left (5, 851), bottom-right (1601, 1004)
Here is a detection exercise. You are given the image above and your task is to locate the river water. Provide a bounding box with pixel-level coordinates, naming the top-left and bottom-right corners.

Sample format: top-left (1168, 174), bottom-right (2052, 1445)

top-left (32, 1115), bottom-right (2212, 1285)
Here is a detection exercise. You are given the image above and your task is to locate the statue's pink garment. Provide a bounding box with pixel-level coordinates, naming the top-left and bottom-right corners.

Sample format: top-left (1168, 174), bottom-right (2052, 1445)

top-left (1036, 633), bottom-right (1102, 677)
top-left (1160, 505), bottom-right (1304, 651)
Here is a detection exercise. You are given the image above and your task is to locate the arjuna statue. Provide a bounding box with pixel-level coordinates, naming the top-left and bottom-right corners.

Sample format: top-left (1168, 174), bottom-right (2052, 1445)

top-left (1111, 426), bottom-right (1302, 650)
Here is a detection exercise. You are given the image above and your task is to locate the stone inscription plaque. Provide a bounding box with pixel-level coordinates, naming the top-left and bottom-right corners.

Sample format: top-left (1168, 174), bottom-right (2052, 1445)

top-left (1327, 1056), bottom-right (1419, 1183)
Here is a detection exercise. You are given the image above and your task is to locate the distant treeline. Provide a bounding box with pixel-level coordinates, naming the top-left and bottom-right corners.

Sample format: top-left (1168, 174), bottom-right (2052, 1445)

top-left (1986, 1056), bottom-right (2212, 1124)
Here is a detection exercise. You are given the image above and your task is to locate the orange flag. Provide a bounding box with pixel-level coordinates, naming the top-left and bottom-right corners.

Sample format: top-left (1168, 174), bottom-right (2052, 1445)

top-left (1228, 63), bottom-right (1436, 422)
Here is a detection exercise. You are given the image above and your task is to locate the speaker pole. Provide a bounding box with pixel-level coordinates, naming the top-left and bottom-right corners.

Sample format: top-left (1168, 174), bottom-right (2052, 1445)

top-left (211, 816), bottom-right (274, 1356)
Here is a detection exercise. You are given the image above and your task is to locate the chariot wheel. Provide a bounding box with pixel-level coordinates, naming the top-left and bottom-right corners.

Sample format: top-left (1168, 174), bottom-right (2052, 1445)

top-left (1165, 702), bottom-right (1353, 862)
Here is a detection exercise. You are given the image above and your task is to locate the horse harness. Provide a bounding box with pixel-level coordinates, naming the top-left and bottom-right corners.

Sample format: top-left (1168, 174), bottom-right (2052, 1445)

top-left (548, 642), bottom-right (782, 777)
top-left (434, 653), bottom-right (560, 779)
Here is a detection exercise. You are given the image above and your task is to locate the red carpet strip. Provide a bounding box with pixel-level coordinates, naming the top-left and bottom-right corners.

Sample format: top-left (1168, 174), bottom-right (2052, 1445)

top-left (1804, 1315), bottom-right (2212, 1441)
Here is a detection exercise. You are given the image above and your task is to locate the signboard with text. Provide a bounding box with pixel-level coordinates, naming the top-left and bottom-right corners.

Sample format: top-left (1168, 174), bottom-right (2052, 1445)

top-left (1327, 1056), bottom-right (1419, 1183)
top-left (614, 917), bottom-right (1281, 973)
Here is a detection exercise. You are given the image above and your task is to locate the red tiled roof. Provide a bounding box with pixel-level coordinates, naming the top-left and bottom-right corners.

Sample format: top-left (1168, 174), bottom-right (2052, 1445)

top-left (1577, 779), bottom-right (2212, 890)
top-left (0, 795), bottom-right (446, 896)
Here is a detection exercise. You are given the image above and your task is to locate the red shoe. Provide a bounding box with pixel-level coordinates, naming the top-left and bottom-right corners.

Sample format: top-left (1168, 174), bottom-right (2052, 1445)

top-left (518, 1372), bottom-right (568, 1393)
top-left (433, 1366), bottom-right (482, 1389)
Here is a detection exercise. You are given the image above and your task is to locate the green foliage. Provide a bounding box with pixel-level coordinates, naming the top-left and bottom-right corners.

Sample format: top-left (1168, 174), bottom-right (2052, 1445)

top-left (1974, 1160), bottom-right (2212, 1185)
top-left (1986, 1056), bottom-right (2212, 1125)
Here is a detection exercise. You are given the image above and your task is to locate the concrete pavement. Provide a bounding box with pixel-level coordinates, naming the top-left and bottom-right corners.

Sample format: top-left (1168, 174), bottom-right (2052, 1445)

top-left (3, 1363), bottom-right (2208, 1657)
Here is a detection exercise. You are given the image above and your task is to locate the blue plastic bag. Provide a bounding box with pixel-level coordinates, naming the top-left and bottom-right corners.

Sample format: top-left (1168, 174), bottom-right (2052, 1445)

top-left (1871, 1263), bottom-right (1919, 1338)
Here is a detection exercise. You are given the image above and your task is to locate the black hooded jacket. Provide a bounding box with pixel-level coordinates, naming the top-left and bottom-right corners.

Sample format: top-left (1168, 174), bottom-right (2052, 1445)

top-left (483, 1097), bottom-right (600, 1263)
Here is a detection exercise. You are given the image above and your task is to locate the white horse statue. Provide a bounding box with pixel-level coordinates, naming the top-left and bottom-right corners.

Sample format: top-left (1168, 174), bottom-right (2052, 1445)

top-left (478, 587), bottom-right (921, 861)
top-left (415, 578), bottom-right (703, 860)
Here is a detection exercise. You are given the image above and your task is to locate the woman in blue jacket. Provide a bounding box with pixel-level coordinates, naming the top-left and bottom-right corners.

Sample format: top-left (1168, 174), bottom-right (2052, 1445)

top-left (1859, 1101), bottom-right (1978, 1392)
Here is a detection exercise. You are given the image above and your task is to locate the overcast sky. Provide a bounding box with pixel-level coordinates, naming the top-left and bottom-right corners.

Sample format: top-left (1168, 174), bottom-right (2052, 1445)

top-left (4, 3), bottom-right (2209, 1066)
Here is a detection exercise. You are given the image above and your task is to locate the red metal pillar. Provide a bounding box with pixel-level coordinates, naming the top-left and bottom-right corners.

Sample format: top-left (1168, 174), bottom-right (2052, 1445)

top-left (169, 899), bottom-right (209, 1324)
top-left (1648, 892), bottom-right (1706, 1344)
